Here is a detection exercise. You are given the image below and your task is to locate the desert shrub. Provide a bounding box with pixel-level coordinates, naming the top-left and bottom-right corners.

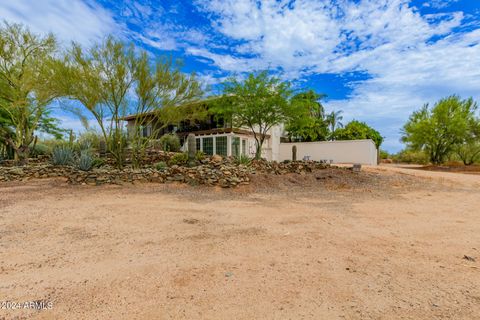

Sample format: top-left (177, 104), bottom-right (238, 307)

top-left (379, 149), bottom-right (390, 159)
top-left (155, 161), bottom-right (168, 170)
top-left (43, 139), bottom-right (68, 151)
top-left (76, 150), bottom-right (94, 171)
top-left (51, 145), bottom-right (75, 166)
top-left (31, 143), bottom-right (51, 157)
top-left (159, 134), bottom-right (180, 152)
top-left (235, 154), bottom-right (251, 166)
top-left (92, 157), bottom-right (105, 168)
top-left (77, 131), bottom-right (102, 151)
top-left (392, 149), bottom-right (429, 164)
top-left (455, 142), bottom-right (480, 165)
top-left (195, 151), bottom-right (205, 161)
top-left (168, 152), bottom-right (188, 166)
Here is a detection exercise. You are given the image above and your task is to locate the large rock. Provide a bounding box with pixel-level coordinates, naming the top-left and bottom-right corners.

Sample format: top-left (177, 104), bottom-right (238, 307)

top-left (211, 154), bottom-right (223, 163)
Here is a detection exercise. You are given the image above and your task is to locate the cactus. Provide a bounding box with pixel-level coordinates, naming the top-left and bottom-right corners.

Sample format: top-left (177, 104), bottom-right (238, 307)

top-left (68, 129), bottom-right (75, 146)
top-left (292, 145), bottom-right (297, 161)
top-left (187, 134), bottom-right (196, 161)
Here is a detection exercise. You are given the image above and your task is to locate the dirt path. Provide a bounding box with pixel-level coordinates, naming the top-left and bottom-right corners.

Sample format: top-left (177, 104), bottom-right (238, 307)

top-left (0, 167), bottom-right (479, 319)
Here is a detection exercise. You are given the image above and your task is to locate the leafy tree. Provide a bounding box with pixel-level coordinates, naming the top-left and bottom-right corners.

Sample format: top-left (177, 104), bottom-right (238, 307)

top-left (455, 142), bottom-right (480, 165)
top-left (454, 119), bottom-right (480, 165)
top-left (130, 54), bottom-right (202, 167)
top-left (335, 120), bottom-right (383, 148)
top-left (0, 107), bottom-right (14, 159)
top-left (215, 71), bottom-right (293, 159)
top-left (402, 96), bottom-right (478, 164)
top-left (66, 37), bottom-right (137, 169)
top-left (0, 22), bottom-right (65, 163)
top-left (66, 37), bottom-right (203, 168)
top-left (285, 90), bottom-right (329, 142)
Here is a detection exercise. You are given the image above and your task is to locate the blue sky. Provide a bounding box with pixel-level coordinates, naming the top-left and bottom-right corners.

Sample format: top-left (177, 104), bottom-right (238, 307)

top-left (1, 0), bottom-right (479, 152)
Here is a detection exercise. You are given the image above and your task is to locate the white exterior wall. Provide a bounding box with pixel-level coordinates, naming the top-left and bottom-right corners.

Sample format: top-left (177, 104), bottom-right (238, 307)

top-left (278, 139), bottom-right (378, 165)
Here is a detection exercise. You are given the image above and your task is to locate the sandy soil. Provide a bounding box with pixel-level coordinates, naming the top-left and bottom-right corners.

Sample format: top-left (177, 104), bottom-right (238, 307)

top-left (1, 165), bottom-right (479, 319)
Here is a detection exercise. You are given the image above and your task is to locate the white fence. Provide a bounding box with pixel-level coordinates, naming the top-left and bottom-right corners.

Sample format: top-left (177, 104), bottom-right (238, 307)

top-left (278, 139), bottom-right (378, 165)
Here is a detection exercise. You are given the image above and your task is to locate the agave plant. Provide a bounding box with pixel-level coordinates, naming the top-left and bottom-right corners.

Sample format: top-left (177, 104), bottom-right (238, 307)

top-left (76, 150), bottom-right (94, 171)
top-left (51, 145), bottom-right (74, 166)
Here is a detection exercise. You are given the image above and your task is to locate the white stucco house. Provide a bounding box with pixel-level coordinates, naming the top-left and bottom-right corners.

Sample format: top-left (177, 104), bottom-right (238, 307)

top-left (123, 105), bottom-right (378, 165)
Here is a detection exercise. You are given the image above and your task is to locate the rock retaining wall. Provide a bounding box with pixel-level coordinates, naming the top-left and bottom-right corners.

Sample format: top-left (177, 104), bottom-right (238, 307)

top-left (0, 154), bottom-right (330, 188)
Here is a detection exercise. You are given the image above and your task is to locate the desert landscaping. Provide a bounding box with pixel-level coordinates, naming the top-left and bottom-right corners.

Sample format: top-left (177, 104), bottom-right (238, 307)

top-left (1, 3), bottom-right (480, 319)
top-left (1, 165), bottom-right (479, 320)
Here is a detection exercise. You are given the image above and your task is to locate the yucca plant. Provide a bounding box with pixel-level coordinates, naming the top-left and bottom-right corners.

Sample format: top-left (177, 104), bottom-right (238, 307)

top-left (77, 150), bottom-right (94, 171)
top-left (51, 145), bottom-right (74, 166)
top-left (235, 154), bottom-right (251, 166)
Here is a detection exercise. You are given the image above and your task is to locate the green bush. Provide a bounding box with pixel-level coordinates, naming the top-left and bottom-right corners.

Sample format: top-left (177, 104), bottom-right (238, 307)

top-left (379, 149), bottom-right (390, 159)
top-left (77, 131), bottom-right (102, 151)
top-left (92, 157), bottom-right (105, 168)
top-left (159, 134), bottom-right (180, 152)
top-left (155, 161), bottom-right (168, 170)
top-left (195, 151), bottom-right (205, 161)
top-left (235, 154), bottom-right (251, 166)
top-left (168, 152), bottom-right (188, 166)
top-left (392, 150), bottom-right (430, 164)
top-left (51, 145), bottom-right (75, 166)
top-left (77, 151), bottom-right (94, 171)
top-left (31, 143), bottom-right (51, 157)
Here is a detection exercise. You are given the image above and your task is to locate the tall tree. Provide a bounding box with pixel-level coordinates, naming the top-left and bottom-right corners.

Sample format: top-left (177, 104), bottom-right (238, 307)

top-left (66, 37), bottom-right (203, 168)
top-left (130, 53), bottom-right (202, 167)
top-left (0, 22), bottom-right (64, 163)
top-left (214, 71), bottom-right (293, 159)
top-left (402, 96), bottom-right (478, 164)
top-left (327, 110), bottom-right (343, 140)
top-left (285, 90), bottom-right (329, 142)
top-left (66, 37), bottom-right (137, 169)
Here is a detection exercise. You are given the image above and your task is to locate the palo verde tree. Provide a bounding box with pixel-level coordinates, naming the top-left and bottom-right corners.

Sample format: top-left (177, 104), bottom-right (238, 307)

top-left (285, 90), bottom-right (329, 142)
top-left (130, 53), bottom-right (202, 167)
top-left (66, 36), bottom-right (137, 169)
top-left (215, 71), bottom-right (293, 159)
top-left (402, 95), bottom-right (478, 164)
top-left (66, 37), bottom-right (203, 168)
top-left (0, 21), bottom-right (65, 163)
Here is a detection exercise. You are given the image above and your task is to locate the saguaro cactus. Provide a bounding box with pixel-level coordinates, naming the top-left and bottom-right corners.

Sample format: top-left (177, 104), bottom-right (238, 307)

top-left (187, 134), bottom-right (196, 161)
top-left (292, 145), bottom-right (297, 161)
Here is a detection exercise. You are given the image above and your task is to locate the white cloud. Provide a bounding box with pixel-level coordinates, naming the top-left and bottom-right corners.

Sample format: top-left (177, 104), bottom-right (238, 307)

top-left (192, 0), bottom-right (479, 151)
top-left (423, 0), bottom-right (460, 9)
top-left (0, 0), bottom-right (119, 46)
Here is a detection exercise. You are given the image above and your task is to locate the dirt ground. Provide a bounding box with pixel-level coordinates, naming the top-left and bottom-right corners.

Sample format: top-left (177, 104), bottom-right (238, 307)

top-left (1, 165), bottom-right (479, 320)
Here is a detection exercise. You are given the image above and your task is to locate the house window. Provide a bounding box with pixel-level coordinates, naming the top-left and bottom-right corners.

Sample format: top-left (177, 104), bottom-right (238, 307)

top-left (242, 139), bottom-right (247, 155)
top-left (203, 137), bottom-right (213, 155)
top-left (196, 138), bottom-right (201, 152)
top-left (142, 124), bottom-right (152, 137)
top-left (232, 137), bottom-right (240, 157)
top-left (216, 136), bottom-right (227, 156)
